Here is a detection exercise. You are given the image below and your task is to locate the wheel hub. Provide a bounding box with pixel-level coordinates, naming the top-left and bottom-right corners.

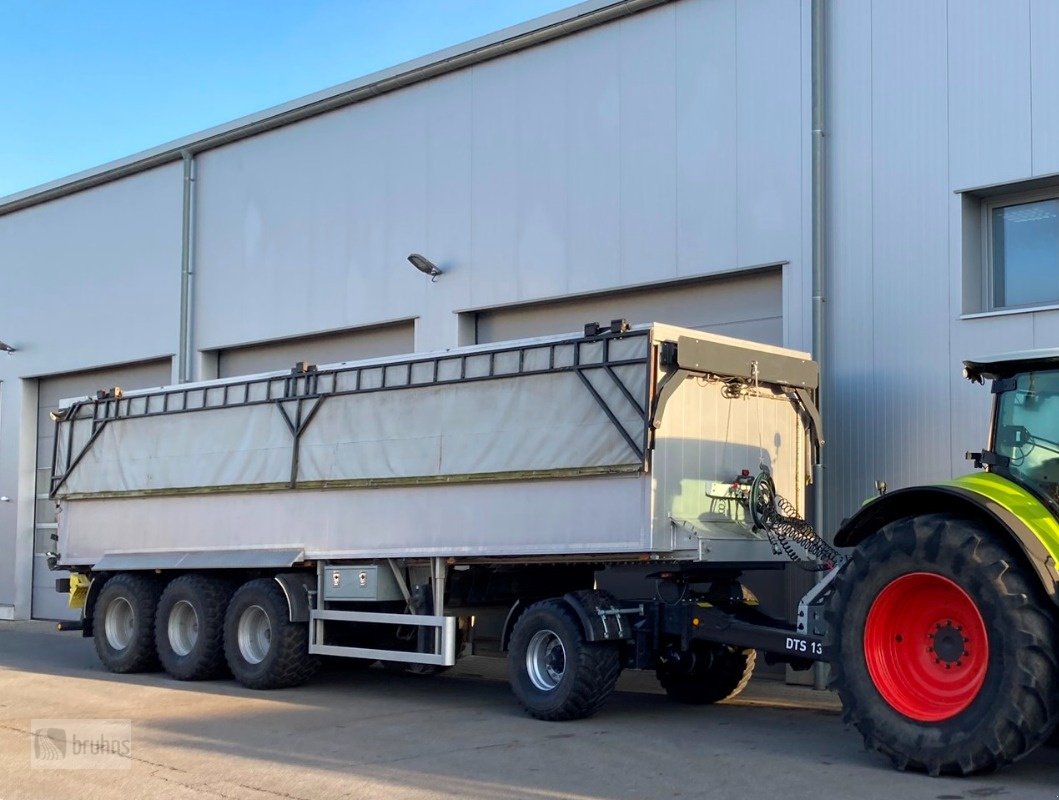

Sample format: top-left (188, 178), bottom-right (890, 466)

top-left (168, 599), bottom-right (200, 657)
top-left (237, 604), bottom-right (272, 665)
top-left (863, 572), bottom-right (989, 722)
top-left (104, 597), bottom-right (135, 651)
top-left (930, 621), bottom-right (967, 665)
top-left (525, 629), bottom-right (566, 692)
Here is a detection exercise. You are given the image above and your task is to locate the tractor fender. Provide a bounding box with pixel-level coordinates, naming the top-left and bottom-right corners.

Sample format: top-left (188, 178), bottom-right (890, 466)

top-left (833, 482), bottom-right (1059, 603)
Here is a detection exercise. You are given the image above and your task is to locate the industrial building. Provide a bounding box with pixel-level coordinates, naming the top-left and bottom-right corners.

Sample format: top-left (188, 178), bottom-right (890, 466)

top-left (2, 0), bottom-right (1057, 621)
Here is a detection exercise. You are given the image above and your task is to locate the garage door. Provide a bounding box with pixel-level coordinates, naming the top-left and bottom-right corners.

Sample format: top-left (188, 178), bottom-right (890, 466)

top-left (34, 358), bottom-right (173, 620)
top-left (474, 269), bottom-right (782, 345)
top-left (216, 321), bottom-right (415, 378)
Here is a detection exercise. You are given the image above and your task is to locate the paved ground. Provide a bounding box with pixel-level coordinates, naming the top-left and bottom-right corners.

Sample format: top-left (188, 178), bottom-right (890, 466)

top-left (1, 621), bottom-right (1058, 799)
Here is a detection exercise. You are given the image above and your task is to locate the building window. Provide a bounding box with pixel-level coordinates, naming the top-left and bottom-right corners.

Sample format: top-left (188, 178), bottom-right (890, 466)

top-left (985, 190), bottom-right (1059, 310)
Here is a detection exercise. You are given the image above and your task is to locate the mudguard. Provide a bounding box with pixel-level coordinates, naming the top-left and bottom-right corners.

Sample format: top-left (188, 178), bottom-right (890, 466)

top-left (833, 472), bottom-right (1059, 603)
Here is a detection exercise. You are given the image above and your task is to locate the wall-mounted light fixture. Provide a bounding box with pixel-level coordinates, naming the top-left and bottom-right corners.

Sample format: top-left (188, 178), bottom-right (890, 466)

top-left (408, 253), bottom-right (443, 282)
top-left (0, 341), bottom-right (15, 354)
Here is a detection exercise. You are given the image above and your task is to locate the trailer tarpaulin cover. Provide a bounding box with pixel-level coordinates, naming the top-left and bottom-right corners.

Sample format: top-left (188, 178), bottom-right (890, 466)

top-left (51, 332), bottom-right (650, 497)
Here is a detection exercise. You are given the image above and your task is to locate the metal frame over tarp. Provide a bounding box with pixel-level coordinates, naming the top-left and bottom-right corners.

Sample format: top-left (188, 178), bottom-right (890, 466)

top-left (50, 328), bottom-right (653, 499)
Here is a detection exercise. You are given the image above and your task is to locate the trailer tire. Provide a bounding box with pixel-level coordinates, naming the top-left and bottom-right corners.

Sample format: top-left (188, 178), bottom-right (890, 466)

top-left (657, 644), bottom-right (756, 705)
top-left (827, 513), bottom-right (1059, 776)
top-left (508, 599), bottom-right (621, 721)
top-left (155, 574), bottom-right (234, 681)
top-left (224, 578), bottom-right (319, 690)
top-left (92, 573), bottom-right (163, 674)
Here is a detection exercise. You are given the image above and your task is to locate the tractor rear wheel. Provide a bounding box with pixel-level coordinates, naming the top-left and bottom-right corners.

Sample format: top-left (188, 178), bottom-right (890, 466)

top-left (828, 513), bottom-right (1059, 775)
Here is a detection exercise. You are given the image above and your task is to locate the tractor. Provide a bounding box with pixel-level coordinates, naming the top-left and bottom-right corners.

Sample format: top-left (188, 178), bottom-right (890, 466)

top-left (828, 350), bottom-right (1059, 775)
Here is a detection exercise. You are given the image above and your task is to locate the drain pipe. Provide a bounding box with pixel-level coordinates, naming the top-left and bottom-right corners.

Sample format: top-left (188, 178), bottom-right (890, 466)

top-left (811, 0), bottom-right (828, 691)
top-left (178, 151), bottom-right (196, 384)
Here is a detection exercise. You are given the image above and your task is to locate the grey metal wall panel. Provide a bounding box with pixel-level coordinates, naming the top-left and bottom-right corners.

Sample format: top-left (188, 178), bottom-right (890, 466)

top-left (1031, 0), bottom-right (1059, 176)
top-left (947, 0), bottom-right (1032, 189)
top-left (474, 270), bottom-right (782, 344)
top-left (192, 0), bottom-right (807, 355)
top-left (868, 0), bottom-right (951, 496)
top-left (824, 0), bottom-right (874, 523)
top-left (619, 4), bottom-right (678, 284)
top-left (0, 166), bottom-right (182, 377)
top-left (826, 0), bottom-right (1059, 527)
top-left (565, 26), bottom-right (622, 295)
top-left (736, 0), bottom-right (803, 270)
top-left (216, 322), bottom-right (414, 378)
top-left (675, 0), bottom-right (737, 276)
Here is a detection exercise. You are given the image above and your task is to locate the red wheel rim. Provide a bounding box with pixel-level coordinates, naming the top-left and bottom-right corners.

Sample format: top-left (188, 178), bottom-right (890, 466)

top-left (864, 572), bottom-right (989, 722)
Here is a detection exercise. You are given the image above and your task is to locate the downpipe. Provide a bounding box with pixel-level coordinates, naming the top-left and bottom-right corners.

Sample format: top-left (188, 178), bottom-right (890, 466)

top-left (811, 0), bottom-right (828, 691)
top-left (178, 151), bottom-right (196, 384)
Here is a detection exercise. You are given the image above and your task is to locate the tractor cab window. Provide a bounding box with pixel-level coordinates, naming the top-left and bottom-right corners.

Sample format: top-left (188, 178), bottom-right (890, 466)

top-left (994, 370), bottom-right (1059, 503)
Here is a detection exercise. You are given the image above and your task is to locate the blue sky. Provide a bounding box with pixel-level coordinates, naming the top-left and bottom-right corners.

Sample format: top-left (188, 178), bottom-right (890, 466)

top-left (0, 0), bottom-right (573, 198)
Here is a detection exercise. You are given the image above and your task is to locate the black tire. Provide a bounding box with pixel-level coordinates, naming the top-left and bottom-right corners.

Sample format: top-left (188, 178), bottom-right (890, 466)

top-left (223, 578), bottom-right (319, 689)
top-left (155, 574), bottom-right (234, 681)
top-left (827, 513), bottom-right (1059, 776)
top-left (658, 644), bottom-right (756, 704)
top-left (508, 599), bottom-right (622, 721)
top-left (92, 573), bottom-right (163, 673)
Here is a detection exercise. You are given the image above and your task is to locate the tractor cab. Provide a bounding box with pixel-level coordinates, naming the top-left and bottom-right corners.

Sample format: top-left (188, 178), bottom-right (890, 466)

top-left (965, 349), bottom-right (1059, 506)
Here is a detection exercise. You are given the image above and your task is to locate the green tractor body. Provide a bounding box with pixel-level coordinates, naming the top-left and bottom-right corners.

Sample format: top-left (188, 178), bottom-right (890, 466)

top-left (828, 351), bottom-right (1059, 775)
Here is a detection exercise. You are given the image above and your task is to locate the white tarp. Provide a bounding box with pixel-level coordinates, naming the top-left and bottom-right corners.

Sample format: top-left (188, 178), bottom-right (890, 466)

top-left (56, 352), bottom-right (648, 497)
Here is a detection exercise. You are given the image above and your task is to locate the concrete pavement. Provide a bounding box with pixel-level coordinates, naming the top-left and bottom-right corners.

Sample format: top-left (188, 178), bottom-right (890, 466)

top-left (1, 620), bottom-right (1057, 799)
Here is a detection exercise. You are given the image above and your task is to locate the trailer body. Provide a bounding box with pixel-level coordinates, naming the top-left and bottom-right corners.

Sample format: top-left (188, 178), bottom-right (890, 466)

top-left (52, 323), bottom-right (816, 570)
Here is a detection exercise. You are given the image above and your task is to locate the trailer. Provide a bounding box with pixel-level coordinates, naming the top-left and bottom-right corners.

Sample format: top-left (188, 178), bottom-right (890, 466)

top-left (46, 322), bottom-right (1059, 775)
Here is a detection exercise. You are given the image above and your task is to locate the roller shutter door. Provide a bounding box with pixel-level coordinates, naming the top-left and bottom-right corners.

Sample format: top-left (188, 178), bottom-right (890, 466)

top-left (474, 269), bottom-right (782, 345)
top-left (217, 321), bottom-right (415, 378)
top-left (34, 358), bottom-right (173, 620)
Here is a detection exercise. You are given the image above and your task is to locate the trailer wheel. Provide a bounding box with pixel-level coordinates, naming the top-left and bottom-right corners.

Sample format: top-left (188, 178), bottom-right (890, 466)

top-left (155, 574), bottom-right (234, 681)
top-left (657, 644), bottom-right (756, 704)
top-left (828, 513), bottom-right (1059, 776)
top-left (92, 573), bottom-right (163, 673)
top-left (223, 578), bottom-right (319, 689)
top-left (508, 600), bottom-right (621, 721)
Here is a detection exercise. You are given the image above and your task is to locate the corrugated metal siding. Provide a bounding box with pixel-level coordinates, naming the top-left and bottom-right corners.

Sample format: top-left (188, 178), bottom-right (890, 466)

top-left (192, 0), bottom-right (808, 355)
top-left (868, 0), bottom-right (950, 505)
top-left (948, 0), bottom-right (1032, 190)
top-left (474, 270), bottom-right (782, 345)
top-left (216, 322), bottom-right (415, 378)
top-left (826, 0), bottom-right (1059, 525)
top-left (1031, 0), bottom-right (1059, 176)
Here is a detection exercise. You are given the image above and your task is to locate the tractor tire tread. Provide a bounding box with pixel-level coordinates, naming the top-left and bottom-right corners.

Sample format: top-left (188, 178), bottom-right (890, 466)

top-left (826, 513), bottom-right (1059, 776)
